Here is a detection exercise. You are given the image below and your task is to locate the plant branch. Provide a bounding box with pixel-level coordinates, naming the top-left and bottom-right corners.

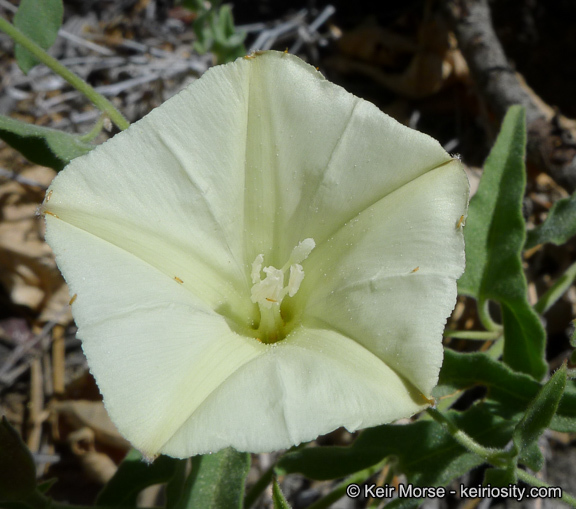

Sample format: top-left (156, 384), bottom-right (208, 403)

top-left (534, 261), bottom-right (576, 315)
top-left (0, 16), bottom-right (130, 131)
top-left (244, 464), bottom-right (275, 508)
top-left (443, 0), bottom-right (541, 125)
top-left (442, 0), bottom-right (576, 193)
top-left (306, 458), bottom-right (389, 509)
top-left (478, 299), bottom-right (501, 333)
top-left (517, 469), bottom-right (576, 508)
top-left (426, 407), bottom-right (509, 468)
top-left (444, 329), bottom-right (501, 341)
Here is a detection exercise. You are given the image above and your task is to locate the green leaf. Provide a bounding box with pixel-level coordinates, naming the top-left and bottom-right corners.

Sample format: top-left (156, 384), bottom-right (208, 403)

top-left (534, 261), bottom-right (576, 315)
top-left (0, 417), bottom-right (37, 502)
top-left (513, 364), bottom-right (567, 453)
top-left (385, 498), bottom-right (422, 509)
top-left (458, 105), bottom-right (546, 379)
top-left (526, 192), bottom-right (576, 249)
top-left (501, 304), bottom-right (546, 379)
top-left (96, 449), bottom-right (182, 506)
top-left (278, 405), bottom-right (521, 509)
top-left (278, 405), bottom-right (513, 485)
top-left (483, 467), bottom-right (517, 487)
top-left (0, 115), bottom-right (94, 171)
top-left (14, 0), bottom-right (63, 74)
top-left (166, 459), bottom-right (190, 509)
top-left (272, 476), bottom-right (292, 509)
top-left (437, 350), bottom-right (576, 432)
top-left (192, 4), bottom-right (245, 63)
top-left (175, 448), bottom-right (250, 509)
top-left (518, 441), bottom-right (544, 472)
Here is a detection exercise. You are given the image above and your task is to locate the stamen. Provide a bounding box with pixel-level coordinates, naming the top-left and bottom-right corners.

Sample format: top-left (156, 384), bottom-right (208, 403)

top-left (249, 238), bottom-right (315, 343)
top-left (288, 238), bottom-right (316, 266)
top-left (287, 264), bottom-right (305, 297)
top-left (251, 254), bottom-right (264, 284)
top-left (251, 266), bottom-right (284, 309)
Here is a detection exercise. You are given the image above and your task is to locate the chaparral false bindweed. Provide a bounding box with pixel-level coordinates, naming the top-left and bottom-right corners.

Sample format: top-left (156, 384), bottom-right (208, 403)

top-left (42, 50), bottom-right (469, 458)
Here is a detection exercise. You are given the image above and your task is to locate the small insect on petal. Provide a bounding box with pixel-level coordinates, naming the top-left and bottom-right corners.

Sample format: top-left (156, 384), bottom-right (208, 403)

top-left (244, 50), bottom-right (265, 60)
top-left (174, 276), bottom-right (183, 284)
top-left (456, 215), bottom-right (465, 229)
top-left (44, 210), bottom-right (60, 219)
top-left (69, 293), bottom-right (78, 305)
top-left (411, 267), bottom-right (420, 273)
top-left (45, 190), bottom-right (53, 202)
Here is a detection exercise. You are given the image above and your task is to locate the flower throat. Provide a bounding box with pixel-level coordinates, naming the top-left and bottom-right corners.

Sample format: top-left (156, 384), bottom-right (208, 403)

top-left (250, 238), bottom-right (315, 344)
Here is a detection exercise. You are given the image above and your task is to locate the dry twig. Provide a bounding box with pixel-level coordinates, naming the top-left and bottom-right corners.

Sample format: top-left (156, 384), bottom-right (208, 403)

top-left (443, 0), bottom-right (576, 192)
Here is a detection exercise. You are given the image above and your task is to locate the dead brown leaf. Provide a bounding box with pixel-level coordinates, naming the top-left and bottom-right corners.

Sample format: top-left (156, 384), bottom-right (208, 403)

top-left (0, 164), bottom-right (71, 323)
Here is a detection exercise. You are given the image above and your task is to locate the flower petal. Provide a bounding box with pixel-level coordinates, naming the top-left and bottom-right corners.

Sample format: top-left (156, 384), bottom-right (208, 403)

top-left (239, 53), bottom-right (454, 263)
top-left (43, 58), bottom-right (259, 320)
top-left (46, 216), bottom-right (427, 458)
top-left (43, 50), bottom-right (468, 457)
top-left (300, 160), bottom-right (468, 396)
top-left (159, 325), bottom-right (429, 456)
top-left (45, 216), bottom-right (264, 457)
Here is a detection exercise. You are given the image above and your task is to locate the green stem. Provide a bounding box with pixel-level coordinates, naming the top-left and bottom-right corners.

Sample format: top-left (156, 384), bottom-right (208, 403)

top-left (486, 334), bottom-right (504, 360)
top-left (0, 16), bottom-right (129, 131)
top-left (244, 464), bottom-right (275, 508)
top-left (444, 329), bottom-right (501, 341)
top-left (79, 114), bottom-right (108, 142)
top-left (534, 261), bottom-right (576, 315)
top-left (306, 458), bottom-right (389, 509)
top-left (426, 408), bottom-right (508, 468)
top-left (478, 299), bottom-right (501, 333)
top-left (517, 469), bottom-right (576, 508)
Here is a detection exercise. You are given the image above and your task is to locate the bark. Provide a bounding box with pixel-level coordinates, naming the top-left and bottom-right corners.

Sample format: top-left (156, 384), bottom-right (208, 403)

top-left (443, 0), bottom-right (576, 192)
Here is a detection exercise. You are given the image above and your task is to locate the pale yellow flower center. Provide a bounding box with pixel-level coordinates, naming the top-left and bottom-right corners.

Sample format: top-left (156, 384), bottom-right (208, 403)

top-left (250, 238), bottom-right (315, 343)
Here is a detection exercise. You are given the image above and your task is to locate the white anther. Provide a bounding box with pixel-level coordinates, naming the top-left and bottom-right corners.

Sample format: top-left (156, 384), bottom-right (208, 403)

top-left (250, 239), bottom-right (315, 310)
top-left (288, 238), bottom-right (315, 266)
top-left (288, 264), bottom-right (305, 297)
top-left (251, 254), bottom-right (264, 284)
top-left (251, 266), bottom-right (284, 309)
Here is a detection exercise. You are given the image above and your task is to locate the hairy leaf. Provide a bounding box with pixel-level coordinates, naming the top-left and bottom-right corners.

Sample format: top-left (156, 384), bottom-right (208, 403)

top-left (518, 441), bottom-right (544, 472)
top-left (14, 0), bottom-right (63, 73)
top-left (483, 467), bottom-right (517, 487)
top-left (513, 364), bottom-right (566, 453)
top-left (526, 192), bottom-right (576, 248)
top-left (458, 106), bottom-right (546, 379)
top-left (437, 350), bottom-right (576, 432)
top-left (175, 448), bottom-right (250, 509)
top-left (0, 115), bottom-right (93, 171)
top-left (272, 476), bottom-right (292, 509)
top-left (96, 450), bottom-right (182, 506)
top-left (278, 405), bottom-right (513, 484)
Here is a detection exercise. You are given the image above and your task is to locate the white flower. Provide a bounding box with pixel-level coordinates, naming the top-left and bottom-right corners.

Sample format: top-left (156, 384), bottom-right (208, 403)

top-left (42, 51), bottom-right (468, 458)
